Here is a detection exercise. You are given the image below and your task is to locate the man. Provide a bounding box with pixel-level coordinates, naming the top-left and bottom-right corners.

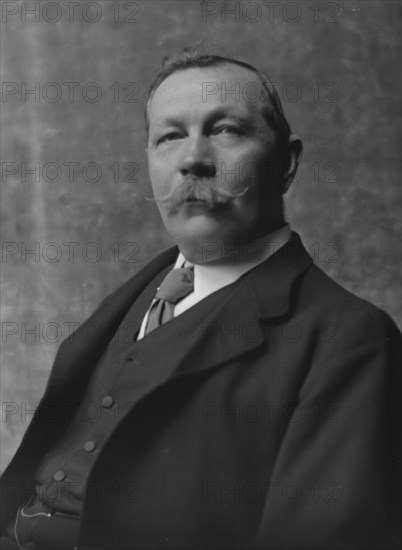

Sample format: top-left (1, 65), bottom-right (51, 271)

top-left (1, 51), bottom-right (401, 550)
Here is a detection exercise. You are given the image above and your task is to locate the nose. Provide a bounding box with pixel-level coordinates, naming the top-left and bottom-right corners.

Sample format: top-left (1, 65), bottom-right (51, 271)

top-left (179, 135), bottom-right (217, 179)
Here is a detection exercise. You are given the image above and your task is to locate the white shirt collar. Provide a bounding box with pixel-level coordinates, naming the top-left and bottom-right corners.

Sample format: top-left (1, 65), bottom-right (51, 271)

top-left (174, 224), bottom-right (291, 315)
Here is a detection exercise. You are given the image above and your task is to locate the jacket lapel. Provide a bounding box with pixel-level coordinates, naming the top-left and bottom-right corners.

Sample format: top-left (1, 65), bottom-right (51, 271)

top-left (43, 246), bottom-right (179, 398)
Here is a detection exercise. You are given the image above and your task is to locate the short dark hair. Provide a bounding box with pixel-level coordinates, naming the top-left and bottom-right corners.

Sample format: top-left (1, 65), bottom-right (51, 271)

top-left (145, 49), bottom-right (292, 155)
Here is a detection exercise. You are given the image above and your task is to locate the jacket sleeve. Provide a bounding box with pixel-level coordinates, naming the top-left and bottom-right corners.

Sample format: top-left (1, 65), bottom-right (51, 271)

top-left (253, 306), bottom-right (401, 550)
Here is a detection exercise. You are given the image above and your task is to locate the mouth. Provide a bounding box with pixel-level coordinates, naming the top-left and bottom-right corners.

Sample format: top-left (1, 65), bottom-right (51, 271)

top-left (185, 197), bottom-right (207, 203)
top-left (180, 198), bottom-right (229, 213)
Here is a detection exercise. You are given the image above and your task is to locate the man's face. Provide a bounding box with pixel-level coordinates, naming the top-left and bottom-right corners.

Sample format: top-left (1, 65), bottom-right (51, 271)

top-left (147, 64), bottom-right (285, 264)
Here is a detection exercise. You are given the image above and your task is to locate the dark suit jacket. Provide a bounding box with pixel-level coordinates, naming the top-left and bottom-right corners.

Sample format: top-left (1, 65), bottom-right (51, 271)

top-left (1, 233), bottom-right (401, 550)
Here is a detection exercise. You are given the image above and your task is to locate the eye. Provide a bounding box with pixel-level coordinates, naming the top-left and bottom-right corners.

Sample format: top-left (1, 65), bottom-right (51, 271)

top-left (156, 132), bottom-right (182, 146)
top-left (214, 125), bottom-right (243, 137)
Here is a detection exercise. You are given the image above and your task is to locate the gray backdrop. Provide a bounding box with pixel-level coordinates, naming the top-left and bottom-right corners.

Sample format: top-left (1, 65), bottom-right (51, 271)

top-left (1, 0), bottom-right (401, 471)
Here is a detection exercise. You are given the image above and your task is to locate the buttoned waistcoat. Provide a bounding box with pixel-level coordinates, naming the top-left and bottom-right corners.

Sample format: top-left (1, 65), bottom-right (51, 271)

top-left (1, 233), bottom-right (401, 550)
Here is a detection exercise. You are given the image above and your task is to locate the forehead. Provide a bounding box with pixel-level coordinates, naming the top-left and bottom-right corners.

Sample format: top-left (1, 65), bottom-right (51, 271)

top-left (148, 64), bottom-right (267, 126)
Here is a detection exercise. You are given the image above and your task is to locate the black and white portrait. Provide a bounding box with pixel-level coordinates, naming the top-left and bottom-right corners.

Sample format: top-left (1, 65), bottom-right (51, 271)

top-left (1, 1), bottom-right (401, 549)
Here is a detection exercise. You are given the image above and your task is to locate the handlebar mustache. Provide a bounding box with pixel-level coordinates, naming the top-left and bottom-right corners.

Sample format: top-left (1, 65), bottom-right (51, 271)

top-left (145, 179), bottom-right (249, 213)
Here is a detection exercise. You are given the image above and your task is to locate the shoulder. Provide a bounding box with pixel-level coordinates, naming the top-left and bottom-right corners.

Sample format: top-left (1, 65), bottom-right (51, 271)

top-left (267, 231), bottom-right (401, 342)
top-left (299, 262), bottom-right (399, 337)
top-left (295, 262), bottom-right (401, 390)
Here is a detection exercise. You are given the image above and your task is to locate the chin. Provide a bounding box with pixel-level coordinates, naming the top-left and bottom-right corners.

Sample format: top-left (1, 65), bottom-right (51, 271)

top-left (168, 209), bottom-right (222, 237)
top-left (167, 215), bottom-right (229, 264)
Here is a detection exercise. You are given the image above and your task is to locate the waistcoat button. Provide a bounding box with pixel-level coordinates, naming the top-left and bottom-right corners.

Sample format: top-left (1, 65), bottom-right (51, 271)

top-left (53, 470), bottom-right (66, 481)
top-left (84, 441), bottom-right (96, 453)
top-left (102, 395), bottom-right (114, 408)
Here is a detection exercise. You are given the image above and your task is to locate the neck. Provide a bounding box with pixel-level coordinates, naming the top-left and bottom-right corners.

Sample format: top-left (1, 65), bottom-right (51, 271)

top-left (179, 222), bottom-right (289, 266)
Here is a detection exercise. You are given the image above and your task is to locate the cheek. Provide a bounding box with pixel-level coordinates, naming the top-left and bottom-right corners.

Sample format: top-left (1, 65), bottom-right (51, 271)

top-left (222, 145), bottom-right (275, 182)
top-left (223, 160), bottom-right (270, 192)
top-left (148, 158), bottom-right (167, 192)
top-left (246, 153), bottom-right (281, 190)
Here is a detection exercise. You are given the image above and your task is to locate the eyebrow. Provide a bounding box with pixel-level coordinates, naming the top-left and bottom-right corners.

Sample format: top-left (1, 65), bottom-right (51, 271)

top-left (152, 106), bottom-right (253, 130)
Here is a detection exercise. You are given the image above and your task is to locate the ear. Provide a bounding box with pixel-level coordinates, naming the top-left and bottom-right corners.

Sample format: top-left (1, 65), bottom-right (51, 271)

top-left (282, 134), bottom-right (302, 194)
